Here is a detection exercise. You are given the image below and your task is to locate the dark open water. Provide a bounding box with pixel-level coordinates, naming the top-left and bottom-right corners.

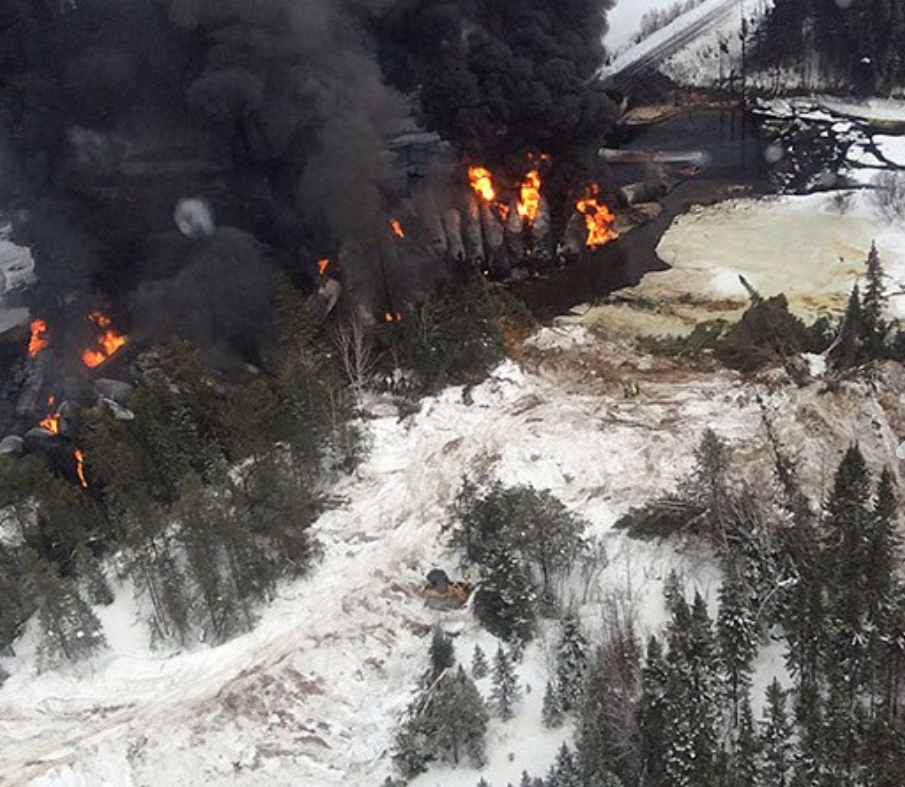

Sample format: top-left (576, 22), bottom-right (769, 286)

top-left (511, 109), bottom-right (769, 321)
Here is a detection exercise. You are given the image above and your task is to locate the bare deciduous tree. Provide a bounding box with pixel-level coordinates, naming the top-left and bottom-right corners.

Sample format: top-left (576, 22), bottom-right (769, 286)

top-left (332, 313), bottom-right (378, 392)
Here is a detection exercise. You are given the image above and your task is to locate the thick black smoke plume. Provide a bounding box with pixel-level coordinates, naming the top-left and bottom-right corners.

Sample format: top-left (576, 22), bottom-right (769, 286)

top-left (0, 0), bottom-right (618, 373)
top-left (378, 0), bottom-right (619, 161)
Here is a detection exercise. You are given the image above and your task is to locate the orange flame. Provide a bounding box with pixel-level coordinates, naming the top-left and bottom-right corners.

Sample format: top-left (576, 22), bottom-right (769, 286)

top-left (81, 312), bottom-right (128, 368)
top-left (74, 449), bottom-right (88, 489)
top-left (390, 218), bottom-right (405, 239)
top-left (383, 312), bottom-right (402, 323)
top-left (468, 166), bottom-right (496, 202)
top-left (317, 257), bottom-right (330, 276)
top-left (40, 396), bottom-right (60, 434)
top-left (28, 319), bottom-right (50, 357)
top-left (576, 186), bottom-right (619, 249)
top-left (517, 170), bottom-right (542, 223)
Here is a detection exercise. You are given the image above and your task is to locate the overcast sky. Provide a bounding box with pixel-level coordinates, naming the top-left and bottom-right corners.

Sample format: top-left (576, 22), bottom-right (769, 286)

top-left (606, 0), bottom-right (684, 49)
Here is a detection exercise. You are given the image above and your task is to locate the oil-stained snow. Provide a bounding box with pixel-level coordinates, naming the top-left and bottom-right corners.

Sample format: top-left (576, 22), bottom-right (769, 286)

top-left (583, 189), bottom-right (905, 337)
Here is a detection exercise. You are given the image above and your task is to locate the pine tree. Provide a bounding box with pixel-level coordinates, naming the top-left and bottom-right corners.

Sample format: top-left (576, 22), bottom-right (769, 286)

top-left (638, 635), bottom-right (668, 787)
top-left (823, 445), bottom-right (873, 695)
top-left (730, 698), bottom-right (761, 787)
top-left (662, 593), bottom-right (721, 787)
top-left (396, 666), bottom-right (489, 774)
top-left (861, 241), bottom-right (888, 358)
top-left (555, 613), bottom-right (588, 712)
top-left (27, 551), bottom-right (106, 669)
top-left (491, 646), bottom-right (522, 720)
top-left (430, 627), bottom-right (455, 677)
top-left (760, 679), bottom-right (793, 787)
top-left (472, 643), bottom-right (489, 679)
top-left (476, 778), bottom-right (491, 787)
top-left (473, 545), bottom-right (536, 644)
top-left (791, 684), bottom-right (826, 787)
top-left (74, 543), bottom-right (114, 608)
top-left (831, 284), bottom-right (864, 370)
top-left (717, 563), bottom-right (758, 720)
top-left (519, 772), bottom-right (533, 787)
top-left (542, 679), bottom-right (564, 728)
top-left (866, 469), bottom-right (902, 707)
top-left (547, 743), bottom-right (581, 787)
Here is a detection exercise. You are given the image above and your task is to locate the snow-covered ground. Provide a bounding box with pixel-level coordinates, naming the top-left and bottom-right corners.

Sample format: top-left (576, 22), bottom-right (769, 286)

top-left (3, 324), bottom-right (904, 787)
top-left (605, 0), bottom-right (772, 86)
top-left (583, 189), bottom-right (905, 337)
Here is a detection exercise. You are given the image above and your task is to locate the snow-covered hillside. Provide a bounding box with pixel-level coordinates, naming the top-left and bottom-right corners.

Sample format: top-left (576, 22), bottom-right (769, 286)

top-left (605, 0), bottom-right (772, 87)
top-left (2, 326), bottom-right (903, 787)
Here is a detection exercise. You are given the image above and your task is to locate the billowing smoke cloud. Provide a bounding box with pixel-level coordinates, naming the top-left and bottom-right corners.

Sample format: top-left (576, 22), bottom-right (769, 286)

top-left (0, 0), bottom-right (619, 370)
top-left (378, 0), bottom-right (619, 161)
top-left (162, 0), bottom-right (406, 239)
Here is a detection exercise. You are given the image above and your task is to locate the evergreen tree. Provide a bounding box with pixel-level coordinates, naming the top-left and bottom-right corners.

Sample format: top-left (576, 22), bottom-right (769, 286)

top-left (542, 679), bottom-right (564, 728)
top-left (432, 667), bottom-right (489, 767)
top-left (472, 643), bottom-right (489, 679)
top-left (861, 712), bottom-right (905, 787)
top-left (476, 778), bottom-right (491, 787)
top-left (555, 613), bottom-right (588, 712)
top-left (831, 284), bottom-right (864, 370)
top-left (791, 684), bottom-right (826, 787)
top-left (547, 743), bottom-right (581, 787)
top-left (473, 546), bottom-right (536, 645)
top-left (861, 241), bottom-right (889, 357)
top-left (717, 563), bottom-right (758, 720)
top-left (823, 445), bottom-right (873, 696)
top-left (430, 627), bottom-right (455, 677)
top-left (638, 635), bottom-right (668, 787)
top-left (760, 679), bottom-right (793, 787)
top-left (662, 593), bottom-right (720, 787)
top-left (27, 551), bottom-right (106, 669)
top-left (491, 646), bottom-right (522, 720)
top-left (729, 698), bottom-right (761, 787)
top-left (74, 543), bottom-right (114, 607)
top-left (395, 667), bottom-right (488, 775)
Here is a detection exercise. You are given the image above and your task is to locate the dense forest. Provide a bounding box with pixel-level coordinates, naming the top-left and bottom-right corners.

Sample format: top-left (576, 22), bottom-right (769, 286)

top-left (0, 273), bottom-right (508, 669)
top-left (758, 0), bottom-right (905, 91)
top-left (391, 430), bottom-right (905, 787)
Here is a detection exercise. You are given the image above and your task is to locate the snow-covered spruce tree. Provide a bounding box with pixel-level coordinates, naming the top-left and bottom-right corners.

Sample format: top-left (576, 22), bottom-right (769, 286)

top-left (26, 551), bottom-right (106, 669)
top-left (430, 627), bottom-right (455, 677)
top-left (717, 562), bottom-right (757, 721)
top-left (476, 778), bottom-right (491, 787)
top-left (729, 697), bottom-right (761, 787)
top-left (73, 543), bottom-right (114, 607)
top-left (431, 667), bottom-right (489, 767)
top-left (760, 678), bottom-right (793, 787)
top-left (866, 469), bottom-right (903, 707)
top-left (555, 612), bottom-right (588, 712)
top-left (542, 679), bottom-right (564, 728)
top-left (791, 684), bottom-right (827, 787)
top-left (491, 646), bottom-right (522, 720)
top-left (472, 643), bottom-right (489, 679)
top-left (637, 635), bottom-right (668, 787)
top-left (394, 666), bottom-right (488, 776)
top-left (473, 545), bottom-right (536, 645)
top-left (547, 743), bottom-right (581, 787)
top-left (822, 445), bottom-right (873, 695)
top-left (576, 596), bottom-right (642, 786)
top-left (661, 592), bottom-right (721, 787)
